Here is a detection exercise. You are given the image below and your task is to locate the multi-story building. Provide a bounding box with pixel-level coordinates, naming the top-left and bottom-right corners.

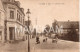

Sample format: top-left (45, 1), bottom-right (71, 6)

top-left (0, 0), bottom-right (5, 43)
top-left (2, 0), bottom-right (25, 41)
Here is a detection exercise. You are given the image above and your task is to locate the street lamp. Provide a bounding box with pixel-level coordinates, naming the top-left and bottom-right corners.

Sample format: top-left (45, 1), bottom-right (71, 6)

top-left (26, 8), bottom-right (31, 52)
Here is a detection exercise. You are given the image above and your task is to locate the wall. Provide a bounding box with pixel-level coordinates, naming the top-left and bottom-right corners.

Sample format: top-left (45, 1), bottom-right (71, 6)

top-left (0, 0), bottom-right (5, 43)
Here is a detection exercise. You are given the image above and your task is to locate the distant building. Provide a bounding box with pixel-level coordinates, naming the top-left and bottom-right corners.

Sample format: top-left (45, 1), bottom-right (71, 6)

top-left (57, 21), bottom-right (79, 35)
top-left (2, 0), bottom-right (25, 41)
top-left (25, 20), bottom-right (33, 39)
top-left (0, 0), bottom-right (5, 43)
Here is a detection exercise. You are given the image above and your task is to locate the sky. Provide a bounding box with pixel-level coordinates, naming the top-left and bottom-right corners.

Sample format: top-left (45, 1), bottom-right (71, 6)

top-left (16, 0), bottom-right (79, 27)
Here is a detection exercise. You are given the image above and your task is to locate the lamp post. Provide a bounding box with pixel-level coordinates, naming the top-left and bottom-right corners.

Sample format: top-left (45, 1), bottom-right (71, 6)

top-left (26, 9), bottom-right (31, 52)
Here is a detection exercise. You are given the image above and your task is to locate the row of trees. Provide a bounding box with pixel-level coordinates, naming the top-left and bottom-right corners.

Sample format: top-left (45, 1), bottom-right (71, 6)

top-left (43, 19), bottom-right (58, 37)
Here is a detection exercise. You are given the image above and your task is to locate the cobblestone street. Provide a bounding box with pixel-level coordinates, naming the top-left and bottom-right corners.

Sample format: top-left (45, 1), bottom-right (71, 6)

top-left (0, 36), bottom-right (79, 52)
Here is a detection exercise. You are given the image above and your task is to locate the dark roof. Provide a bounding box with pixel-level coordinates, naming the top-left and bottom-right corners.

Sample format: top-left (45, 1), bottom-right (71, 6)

top-left (57, 21), bottom-right (79, 29)
top-left (2, 0), bottom-right (25, 15)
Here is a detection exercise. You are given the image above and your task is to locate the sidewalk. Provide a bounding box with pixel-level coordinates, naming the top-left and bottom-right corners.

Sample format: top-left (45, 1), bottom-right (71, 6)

top-left (0, 42), bottom-right (5, 47)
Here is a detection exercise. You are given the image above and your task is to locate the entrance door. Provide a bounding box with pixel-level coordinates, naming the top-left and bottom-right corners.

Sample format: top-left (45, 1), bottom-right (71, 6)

top-left (9, 27), bottom-right (15, 40)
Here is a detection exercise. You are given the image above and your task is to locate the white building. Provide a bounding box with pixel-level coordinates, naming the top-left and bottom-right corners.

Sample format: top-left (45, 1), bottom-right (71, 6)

top-left (2, 0), bottom-right (25, 42)
top-left (0, 0), bottom-right (5, 43)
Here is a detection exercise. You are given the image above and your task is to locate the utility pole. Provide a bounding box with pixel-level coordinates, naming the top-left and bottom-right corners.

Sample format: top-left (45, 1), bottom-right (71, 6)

top-left (35, 17), bottom-right (37, 36)
top-left (26, 9), bottom-right (31, 52)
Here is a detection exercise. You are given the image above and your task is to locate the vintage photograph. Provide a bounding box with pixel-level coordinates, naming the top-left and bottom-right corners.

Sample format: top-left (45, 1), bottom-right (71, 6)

top-left (0, 0), bottom-right (79, 52)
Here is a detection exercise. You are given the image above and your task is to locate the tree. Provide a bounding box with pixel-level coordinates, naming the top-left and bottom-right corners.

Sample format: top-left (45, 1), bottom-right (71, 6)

top-left (44, 25), bottom-right (51, 36)
top-left (52, 19), bottom-right (58, 33)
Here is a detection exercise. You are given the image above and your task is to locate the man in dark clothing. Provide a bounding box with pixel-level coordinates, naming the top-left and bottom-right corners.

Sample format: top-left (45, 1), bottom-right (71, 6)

top-left (36, 37), bottom-right (40, 44)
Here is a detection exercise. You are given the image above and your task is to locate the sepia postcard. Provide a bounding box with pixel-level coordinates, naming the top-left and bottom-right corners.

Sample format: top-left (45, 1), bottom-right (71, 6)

top-left (0, 0), bottom-right (79, 52)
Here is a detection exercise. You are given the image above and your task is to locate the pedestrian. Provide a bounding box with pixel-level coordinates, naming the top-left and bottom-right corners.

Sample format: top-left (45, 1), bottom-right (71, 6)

top-left (36, 36), bottom-right (40, 44)
top-left (52, 34), bottom-right (58, 43)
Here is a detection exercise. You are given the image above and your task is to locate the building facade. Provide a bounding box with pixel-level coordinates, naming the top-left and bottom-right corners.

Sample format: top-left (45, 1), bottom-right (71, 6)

top-left (57, 21), bottom-right (79, 35)
top-left (25, 20), bottom-right (33, 39)
top-left (52, 20), bottom-right (79, 36)
top-left (0, 0), bottom-right (5, 43)
top-left (2, 0), bottom-right (25, 41)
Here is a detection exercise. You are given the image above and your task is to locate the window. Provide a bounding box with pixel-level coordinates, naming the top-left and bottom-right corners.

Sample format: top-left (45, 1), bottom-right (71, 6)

top-left (23, 19), bottom-right (24, 24)
top-left (10, 11), bottom-right (14, 19)
top-left (20, 16), bottom-right (22, 23)
top-left (17, 13), bottom-right (18, 20)
top-left (19, 15), bottom-right (20, 21)
top-left (20, 16), bottom-right (21, 22)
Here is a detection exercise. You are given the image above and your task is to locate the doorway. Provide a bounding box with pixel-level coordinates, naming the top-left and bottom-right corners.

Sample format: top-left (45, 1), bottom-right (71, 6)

top-left (9, 27), bottom-right (15, 40)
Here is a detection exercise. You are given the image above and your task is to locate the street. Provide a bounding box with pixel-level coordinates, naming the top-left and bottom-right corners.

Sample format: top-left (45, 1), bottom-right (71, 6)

top-left (0, 0), bottom-right (79, 52)
top-left (0, 36), bottom-right (79, 52)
